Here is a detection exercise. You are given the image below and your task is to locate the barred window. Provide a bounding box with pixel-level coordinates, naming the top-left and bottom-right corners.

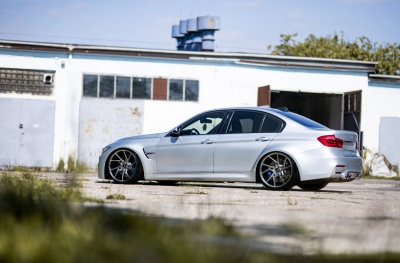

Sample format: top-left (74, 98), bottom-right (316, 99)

top-left (169, 79), bottom-right (199, 101)
top-left (116, 76), bottom-right (131, 98)
top-left (82, 74), bottom-right (199, 102)
top-left (83, 75), bottom-right (98, 97)
top-left (99, 76), bottom-right (114, 98)
top-left (185, 80), bottom-right (199, 101)
top-left (132, 77), bottom-right (151, 99)
top-left (169, 79), bottom-right (184, 100)
top-left (0, 68), bottom-right (55, 95)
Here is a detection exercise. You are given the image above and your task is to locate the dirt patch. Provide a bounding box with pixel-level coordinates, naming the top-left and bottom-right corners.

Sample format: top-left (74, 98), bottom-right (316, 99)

top-left (71, 174), bottom-right (400, 254)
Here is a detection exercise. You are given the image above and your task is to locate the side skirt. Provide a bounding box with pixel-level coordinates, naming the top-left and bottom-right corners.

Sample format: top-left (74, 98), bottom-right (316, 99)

top-left (144, 172), bottom-right (255, 182)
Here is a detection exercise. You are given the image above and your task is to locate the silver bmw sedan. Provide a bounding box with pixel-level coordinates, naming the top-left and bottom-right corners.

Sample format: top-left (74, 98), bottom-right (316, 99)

top-left (98, 107), bottom-right (362, 191)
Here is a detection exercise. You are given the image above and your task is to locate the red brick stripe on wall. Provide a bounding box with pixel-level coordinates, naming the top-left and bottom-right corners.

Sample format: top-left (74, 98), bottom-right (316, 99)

top-left (153, 78), bottom-right (168, 100)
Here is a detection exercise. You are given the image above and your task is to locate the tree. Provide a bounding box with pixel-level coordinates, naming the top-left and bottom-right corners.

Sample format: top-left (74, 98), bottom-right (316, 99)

top-left (268, 33), bottom-right (400, 75)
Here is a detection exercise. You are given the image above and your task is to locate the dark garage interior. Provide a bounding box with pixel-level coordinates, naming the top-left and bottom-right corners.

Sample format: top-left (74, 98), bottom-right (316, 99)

top-left (260, 88), bottom-right (363, 151)
top-left (270, 91), bottom-right (343, 130)
top-left (258, 86), bottom-right (362, 135)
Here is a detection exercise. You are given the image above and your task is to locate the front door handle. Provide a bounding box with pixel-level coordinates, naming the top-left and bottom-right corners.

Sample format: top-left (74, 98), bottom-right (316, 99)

top-left (255, 137), bottom-right (270, 142)
top-left (201, 139), bottom-right (215, 144)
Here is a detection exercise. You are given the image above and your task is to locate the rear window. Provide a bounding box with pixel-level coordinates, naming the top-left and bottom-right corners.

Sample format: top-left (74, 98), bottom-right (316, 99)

top-left (278, 111), bottom-right (327, 129)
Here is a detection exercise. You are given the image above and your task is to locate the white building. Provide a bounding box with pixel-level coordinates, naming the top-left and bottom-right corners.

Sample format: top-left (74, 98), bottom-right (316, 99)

top-left (0, 40), bottom-right (399, 169)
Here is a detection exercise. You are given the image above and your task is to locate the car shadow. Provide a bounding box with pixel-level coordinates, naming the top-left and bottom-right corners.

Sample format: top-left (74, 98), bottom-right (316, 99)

top-left (95, 180), bottom-right (352, 193)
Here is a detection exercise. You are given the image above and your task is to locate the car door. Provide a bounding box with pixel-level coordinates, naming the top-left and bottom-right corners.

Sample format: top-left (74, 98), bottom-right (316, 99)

top-left (156, 111), bottom-right (227, 174)
top-left (213, 110), bottom-right (283, 173)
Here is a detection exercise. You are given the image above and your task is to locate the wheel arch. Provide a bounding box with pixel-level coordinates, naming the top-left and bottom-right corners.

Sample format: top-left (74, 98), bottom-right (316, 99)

top-left (103, 147), bottom-right (145, 181)
top-left (254, 148), bottom-right (303, 183)
top-left (255, 150), bottom-right (301, 190)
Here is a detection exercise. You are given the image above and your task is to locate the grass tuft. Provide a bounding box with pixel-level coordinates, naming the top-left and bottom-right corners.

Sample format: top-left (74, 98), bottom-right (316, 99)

top-left (106, 194), bottom-right (126, 200)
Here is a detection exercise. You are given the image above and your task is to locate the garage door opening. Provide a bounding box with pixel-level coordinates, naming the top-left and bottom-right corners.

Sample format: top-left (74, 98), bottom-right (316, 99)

top-left (271, 91), bottom-right (342, 129)
top-left (257, 86), bottom-right (362, 135)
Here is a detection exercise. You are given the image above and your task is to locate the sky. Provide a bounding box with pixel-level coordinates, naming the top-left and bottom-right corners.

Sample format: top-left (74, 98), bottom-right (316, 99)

top-left (0, 0), bottom-right (399, 54)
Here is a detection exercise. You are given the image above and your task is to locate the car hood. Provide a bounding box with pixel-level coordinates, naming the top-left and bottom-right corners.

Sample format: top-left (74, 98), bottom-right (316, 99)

top-left (115, 133), bottom-right (165, 142)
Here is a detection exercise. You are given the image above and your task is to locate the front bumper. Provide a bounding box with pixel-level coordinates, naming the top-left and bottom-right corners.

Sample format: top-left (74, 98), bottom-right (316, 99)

top-left (98, 153), bottom-right (108, 179)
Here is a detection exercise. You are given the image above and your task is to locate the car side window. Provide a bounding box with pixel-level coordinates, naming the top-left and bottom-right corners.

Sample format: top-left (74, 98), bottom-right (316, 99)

top-left (180, 111), bottom-right (226, 136)
top-left (260, 114), bottom-right (283, 133)
top-left (226, 111), bottom-right (265, 134)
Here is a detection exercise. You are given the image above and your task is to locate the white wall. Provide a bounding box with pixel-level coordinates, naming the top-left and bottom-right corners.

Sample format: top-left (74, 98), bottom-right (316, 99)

top-left (2, 50), bottom-right (398, 168)
top-left (0, 51), bottom-right (69, 168)
top-left (79, 99), bottom-right (144, 168)
top-left (141, 63), bottom-right (368, 133)
top-left (362, 84), bottom-right (400, 152)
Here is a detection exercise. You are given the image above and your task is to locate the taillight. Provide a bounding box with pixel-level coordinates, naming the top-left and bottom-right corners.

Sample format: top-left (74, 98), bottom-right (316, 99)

top-left (317, 135), bottom-right (344, 148)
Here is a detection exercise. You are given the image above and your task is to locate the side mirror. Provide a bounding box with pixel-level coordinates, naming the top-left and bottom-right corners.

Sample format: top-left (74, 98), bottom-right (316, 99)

top-left (171, 126), bottom-right (181, 137)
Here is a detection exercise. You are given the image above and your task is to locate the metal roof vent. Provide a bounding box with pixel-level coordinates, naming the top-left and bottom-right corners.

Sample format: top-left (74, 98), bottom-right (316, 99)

top-left (197, 16), bottom-right (220, 51)
top-left (171, 25), bottom-right (184, 50)
top-left (171, 15), bottom-right (220, 52)
top-left (186, 18), bottom-right (202, 51)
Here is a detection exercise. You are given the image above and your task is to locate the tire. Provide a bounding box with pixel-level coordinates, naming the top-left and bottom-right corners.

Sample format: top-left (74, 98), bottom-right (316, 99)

top-left (106, 149), bottom-right (143, 184)
top-left (157, 181), bottom-right (178, 186)
top-left (298, 181), bottom-right (329, 191)
top-left (258, 152), bottom-right (299, 191)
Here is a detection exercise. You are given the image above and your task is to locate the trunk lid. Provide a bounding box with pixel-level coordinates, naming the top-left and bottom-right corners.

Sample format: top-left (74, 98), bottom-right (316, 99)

top-left (334, 131), bottom-right (359, 155)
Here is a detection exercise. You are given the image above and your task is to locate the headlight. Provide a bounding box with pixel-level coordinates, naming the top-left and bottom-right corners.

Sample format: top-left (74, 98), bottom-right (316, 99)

top-left (101, 146), bottom-right (111, 154)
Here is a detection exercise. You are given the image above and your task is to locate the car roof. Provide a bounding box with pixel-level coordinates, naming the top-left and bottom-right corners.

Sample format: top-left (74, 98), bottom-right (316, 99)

top-left (203, 106), bottom-right (328, 130)
top-left (205, 106), bottom-right (285, 114)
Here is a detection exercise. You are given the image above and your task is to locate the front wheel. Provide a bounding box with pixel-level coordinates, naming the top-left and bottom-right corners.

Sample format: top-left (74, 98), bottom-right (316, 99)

top-left (258, 152), bottom-right (299, 191)
top-left (107, 149), bottom-right (143, 184)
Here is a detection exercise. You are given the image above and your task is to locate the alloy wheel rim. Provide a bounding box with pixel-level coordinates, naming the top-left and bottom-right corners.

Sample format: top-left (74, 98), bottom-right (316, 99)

top-left (108, 149), bottom-right (137, 182)
top-left (260, 153), bottom-right (293, 188)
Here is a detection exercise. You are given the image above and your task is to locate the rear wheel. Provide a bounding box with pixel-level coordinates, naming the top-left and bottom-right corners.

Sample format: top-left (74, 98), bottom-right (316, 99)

top-left (107, 149), bottom-right (143, 184)
top-left (258, 152), bottom-right (299, 191)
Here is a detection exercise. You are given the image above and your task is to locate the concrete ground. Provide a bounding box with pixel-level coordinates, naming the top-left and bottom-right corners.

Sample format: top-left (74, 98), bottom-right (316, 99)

top-left (71, 173), bottom-right (400, 254)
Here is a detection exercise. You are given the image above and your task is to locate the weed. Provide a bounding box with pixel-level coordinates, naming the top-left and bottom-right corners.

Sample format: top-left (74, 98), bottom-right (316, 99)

top-left (106, 194), bottom-right (126, 200)
top-left (362, 175), bottom-right (400, 181)
top-left (184, 188), bottom-right (207, 195)
top-left (310, 196), bottom-right (333, 200)
top-left (67, 155), bottom-right (75, 172)
top-left (286, 222), bottom-right (310, 236)
top-left (196, 216), bottom-right (236, 236)
top-left (75, 160), bottom-right (89, 173)
top-left (178, 183), bottom-right (195, 187)
top-left (362, 148), bottom-right (372, 176)
top-left (287, 196), bottom-right (298, 206)
top-left (64, 155), bottom-right (90, 173)
top-left (56, 159), bottom-right (65, 172)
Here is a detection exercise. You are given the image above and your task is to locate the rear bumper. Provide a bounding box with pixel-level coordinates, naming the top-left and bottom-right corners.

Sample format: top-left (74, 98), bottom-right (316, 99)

top-left (294, 147), bottom-right (363, 181)
top-left (329, 156), bottom-right (362, 182)
top-left (330, 171), bottom-right (361, 182)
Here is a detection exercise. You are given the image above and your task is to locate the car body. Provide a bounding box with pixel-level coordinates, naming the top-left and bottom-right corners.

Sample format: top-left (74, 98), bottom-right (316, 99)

top-left (98, 107), bottom-right (362, 191)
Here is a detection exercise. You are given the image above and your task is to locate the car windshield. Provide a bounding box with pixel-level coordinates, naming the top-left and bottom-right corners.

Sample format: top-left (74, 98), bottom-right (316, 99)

top-left (277, 111), bottom-right (328, 129)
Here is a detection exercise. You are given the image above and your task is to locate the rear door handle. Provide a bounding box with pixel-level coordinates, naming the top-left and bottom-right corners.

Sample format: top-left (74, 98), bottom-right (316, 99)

top-left (255, 137), bottom-right (270, 142)
top-left (201, 139), bottom-right (215, 144)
